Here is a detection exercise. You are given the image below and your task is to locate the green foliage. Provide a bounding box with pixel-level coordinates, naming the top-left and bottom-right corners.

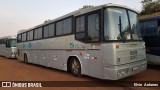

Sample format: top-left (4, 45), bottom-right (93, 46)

top-left (140, 0), bottom-right (160, 15)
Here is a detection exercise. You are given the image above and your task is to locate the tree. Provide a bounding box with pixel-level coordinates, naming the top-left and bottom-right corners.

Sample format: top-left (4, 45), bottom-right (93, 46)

top-left (141, 0), bottom-right (153, 6)
top-left (140, 0), bottom-right (160, 15)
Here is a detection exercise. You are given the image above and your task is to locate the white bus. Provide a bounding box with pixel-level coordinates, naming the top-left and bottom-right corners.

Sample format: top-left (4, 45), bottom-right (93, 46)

top-left (17, 4), bottom-right (147, 80)
top-left (0, 36), bottom-right (17, 58)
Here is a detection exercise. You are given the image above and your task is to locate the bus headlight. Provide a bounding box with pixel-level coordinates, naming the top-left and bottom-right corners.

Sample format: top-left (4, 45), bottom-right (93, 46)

top-left (12, 51), bottom-right (17, 55)
top-left (117, 68), bottom-right (129, 77)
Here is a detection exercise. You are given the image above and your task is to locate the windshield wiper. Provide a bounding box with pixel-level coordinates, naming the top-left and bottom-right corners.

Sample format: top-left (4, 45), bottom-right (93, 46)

top-left (118, 16), bottom-right (126, 43)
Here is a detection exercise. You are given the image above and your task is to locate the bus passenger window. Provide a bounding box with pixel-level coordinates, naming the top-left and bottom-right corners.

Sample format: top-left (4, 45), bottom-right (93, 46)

top-left (158, 26), bottom-right (160, 34)
top-left (44, 26), bottom-right (49, 38)
top-left (56, 18), bottom-right (72, 36)
top-left (157, 20), bottom-right (160, 34)
top-left (48, 23), bottom-right (55, 37)
top-left (64, 18), bottom-right (72, 34)
top-left (87, 14), bottom-right (100, 42)
top-left (27, 30), bottom-right (33, 41)
top-left (17, 34), bottom-right (22, 42)
top-left (6, 40), bottom-right (11, 48)
top-left (56, 21), bottom-right (63, 35)
top-left (37, 28), bottom-right (42, 39)
top-left (22, 33), bottom-right (26, 42)
top-left (34, 28), bottom-right (42, 39)
top-left (75, 16), bottom-right (85, 42)
top-left (34, 29), bottom-right (38, 39)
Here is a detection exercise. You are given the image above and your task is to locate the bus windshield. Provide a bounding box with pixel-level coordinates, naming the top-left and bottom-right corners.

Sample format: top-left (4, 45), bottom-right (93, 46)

top-left (10, 39), bottom-right (17, 47)
top-left (104, 8), bottom-right (142, 41)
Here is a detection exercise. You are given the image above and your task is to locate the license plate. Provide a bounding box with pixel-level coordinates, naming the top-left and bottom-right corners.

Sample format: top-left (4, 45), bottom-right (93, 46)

top-left (132, 67), bottom-right (139, 71)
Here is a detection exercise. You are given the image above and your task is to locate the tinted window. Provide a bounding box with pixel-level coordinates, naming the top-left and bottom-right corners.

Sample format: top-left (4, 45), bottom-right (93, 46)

top-left (64, 18), bottom-right (72, 34)
top-left (18, 34), bottom-right (21, 42)
top-left (38, 28), bottom-right (42, 39)
top-left (44, 26), bottom-right (49, 38)
top-left (30, 30), bottom-right (33, 40)
top-left (27, 32), bottom-right (30, 40)
top-left (76, 33), bottom-right (85, 41)
top-left (75, 16), bottom-right (85, 42)
top-left (143, 20), bottom-right (158, 35)
top-left (56, 21), bottom-right (63, 35)
top-left (6, 40), bottom-right (11, 48)
top-left (34, 29), bottom-right (38, 39)
top-left (34, 28), bottom-right (42, 39)
top-left (27, 30), bottom-right (33, 40)
top-left (139, 22), bottom-right (144, 35)
top-left (76, 16), bottom-right (85, 32)
top-left (158, 20), bottom-right (160, 34)
top-left (88, 14), bottom-right (100, 41)
top-left (56, 18), bottom-right (72, 35)
top-left (48, 23), bottom-right (55, 37)
top-left (0, 39), bottom-right (5, 44)
top-left (22, 33), bottom-right (26, 41)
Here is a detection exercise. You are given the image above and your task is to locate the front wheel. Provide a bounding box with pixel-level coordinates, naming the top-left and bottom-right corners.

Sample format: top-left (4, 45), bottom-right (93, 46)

top-left (70, 58), bottom-right (81, 77)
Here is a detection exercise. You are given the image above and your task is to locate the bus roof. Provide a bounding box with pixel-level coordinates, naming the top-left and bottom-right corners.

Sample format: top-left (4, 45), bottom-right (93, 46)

top-left (18, 3), bottom-right (138, 34)
top-left (139, 12), bottom-right (160, 21)
top-left (0, 36), bottom-right (16, 40)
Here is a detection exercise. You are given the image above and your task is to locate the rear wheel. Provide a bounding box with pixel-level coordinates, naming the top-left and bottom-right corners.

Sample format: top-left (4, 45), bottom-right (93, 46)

top-left (70, 58), bottom-right (81, 77)
top-left (24, 54), bottom-right (28, 63)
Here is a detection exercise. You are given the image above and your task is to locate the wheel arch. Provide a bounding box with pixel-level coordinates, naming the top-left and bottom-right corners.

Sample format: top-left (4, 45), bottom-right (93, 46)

top-left (67, 55), bottom-right (82, 72)
top-left (23, 52), bottom-right (28, 62)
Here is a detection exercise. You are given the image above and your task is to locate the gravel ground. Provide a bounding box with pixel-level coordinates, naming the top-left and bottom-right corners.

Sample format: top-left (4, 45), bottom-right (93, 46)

top-left (0, 57), bottom-right (159, 90)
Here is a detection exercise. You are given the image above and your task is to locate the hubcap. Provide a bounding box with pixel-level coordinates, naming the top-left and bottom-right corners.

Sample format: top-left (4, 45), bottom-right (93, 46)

top-left (71, 59), bottom-right (79, 73)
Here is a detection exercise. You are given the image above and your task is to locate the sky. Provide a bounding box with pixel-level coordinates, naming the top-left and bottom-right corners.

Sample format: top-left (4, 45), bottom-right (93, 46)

top-left (0, 0), bottom-right (143, 37)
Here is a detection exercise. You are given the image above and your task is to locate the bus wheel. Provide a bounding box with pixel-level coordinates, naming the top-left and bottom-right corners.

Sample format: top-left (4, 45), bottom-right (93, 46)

top-left (70, 58), bottom-right (81, 77)
top-left (24, 54), bottom-right (28, 63)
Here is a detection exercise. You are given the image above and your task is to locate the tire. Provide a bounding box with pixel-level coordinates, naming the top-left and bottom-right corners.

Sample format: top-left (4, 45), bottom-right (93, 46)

top-left (70, 58), bottom-right (81, 77)
top-left (24, 54), bottom-right (28, 63)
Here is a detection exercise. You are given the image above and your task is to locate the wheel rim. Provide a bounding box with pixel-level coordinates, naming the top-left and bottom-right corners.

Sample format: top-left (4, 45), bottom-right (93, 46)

top-left (71, 59), bottom-right (79, 74)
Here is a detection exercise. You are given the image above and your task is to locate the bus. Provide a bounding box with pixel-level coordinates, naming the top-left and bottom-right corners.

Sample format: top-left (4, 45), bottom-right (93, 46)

top-left (17, 4), bottom-right (147, 80)
top-left (139, 15), bottom-right (160, 65)
top-left (0, 36), bottom-right (17, 58)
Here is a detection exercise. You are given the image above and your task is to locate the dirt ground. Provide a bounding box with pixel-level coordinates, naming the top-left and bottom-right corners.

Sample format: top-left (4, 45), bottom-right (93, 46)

top-left (0, 57), bottom-right (159, 90)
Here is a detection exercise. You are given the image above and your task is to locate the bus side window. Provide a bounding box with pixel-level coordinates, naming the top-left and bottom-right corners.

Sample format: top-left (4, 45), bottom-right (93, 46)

top-left (158, 20), bottom-right (160, 34)
top-left (22, 33), bottom-right (27, 42)
top-left (17, 34), bottom-right (22, 43)
top-left (56, 18), bottom-right (72, 36)
top-left (87, 13), bottom-right (100, 42)
top-left (158, 26), bottom-right (160, 34)
top-left (75, 16), bottom-right (85, 42)
top-left (48, 23), bottom-right (55, 37)
top-left (6, 40), bottom-right (10, 48)
top-left (34, 27), bottom-right (42, 40)
top-left (27, 30), bottom-right (33, 41)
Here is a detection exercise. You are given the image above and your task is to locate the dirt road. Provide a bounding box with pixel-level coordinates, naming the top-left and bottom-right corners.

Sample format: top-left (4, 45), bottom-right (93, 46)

top-left (0, 57), bottom-right (159, 90)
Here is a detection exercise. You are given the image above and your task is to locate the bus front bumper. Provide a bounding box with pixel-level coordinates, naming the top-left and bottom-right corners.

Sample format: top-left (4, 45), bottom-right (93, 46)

top-left (103, 60), bottom-right (147, 80)
top-left (10, 54), bottom-right (16, 59)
